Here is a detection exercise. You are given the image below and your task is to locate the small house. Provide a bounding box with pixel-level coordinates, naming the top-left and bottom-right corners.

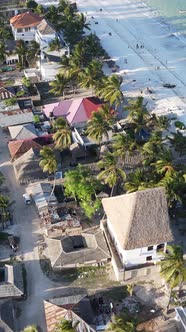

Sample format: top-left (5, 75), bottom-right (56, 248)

top-left (44, 226), bottom-right (111, 271)
top-left (44, 293), bottom-right (97, 332)
top-left (43, 97), bottom-right (103, 128)
top-left (0, 264), bottom-right (24, 299)
top-left (13, 148), bottom-right (46, 184)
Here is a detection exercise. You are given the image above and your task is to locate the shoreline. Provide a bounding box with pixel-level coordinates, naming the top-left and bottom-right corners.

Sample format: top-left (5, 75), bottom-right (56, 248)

top-left (77, 0), bottom-right (186, 124)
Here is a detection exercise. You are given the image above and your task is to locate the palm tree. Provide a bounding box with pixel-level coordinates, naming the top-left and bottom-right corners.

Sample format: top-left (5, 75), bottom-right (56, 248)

top-left (53, 117), bottom-right (72, 150)
top-left (27, 41), bottom-right (40, 62)
top-left (124, 168), bottom-right (153, 193)
top-left (98, 152), bottom-right (126, 196)
top-left (49, 37), bottom-right (61, 52)
top-left (99, 74), bottom-right (123, 108)
top-left (107, 314), bottom-right (135, 332)
top-left (49, 74), bottom-right (69, 98)
top-left (45, 5), bottom-right (60, 25)
top-left (55, 318), bottom-right (76, 332)
top-left (158, 171), bottom-right (185, 209)
top-left (0, 41), bottom-right (7, 64)
top-left (112, 133), bottom-right (138, 162)
top-left (40, 147), bottom-right (57, 203)
top-left (23, 325), bottom-right (38, 332)
top-left (35, 4), bottom-right (45, 15)
top-left (0, 195), bottom-right (10, 229)
top-left (79, 59), bottom-right (104, 91)
top-left (76, 12), bottom-right (90, 31)
top-left (86, 110), bottom-right (112, 152)
top-left (149, 114), bottom-right (170, 131)
top-left (127, 96), bottom-right (150, 131)
top-left (160, 244), bottom-right (186, 311)
top-left (151, 150), bottom-right (175, 175)
top-left (16, 40), bottom-right (28, 69)
top-left (40, 146), bottom-right (57, 174)
top-left (142, 131), bottom-right (165, 166)
top-left (169, 131), bottom-right (186, 156)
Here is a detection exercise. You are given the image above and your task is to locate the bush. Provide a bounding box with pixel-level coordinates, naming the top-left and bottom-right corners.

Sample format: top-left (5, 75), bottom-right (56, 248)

top-left (26, 0), bottom-right (37, 9)
top-left (4, 97), bottom-right (17, 107)
top-left (16, 90), bottom-right (25, 97)
top-left (175, 121), bottom-right (185, 130)
top-left (0, 232), bottom-right (9, 240)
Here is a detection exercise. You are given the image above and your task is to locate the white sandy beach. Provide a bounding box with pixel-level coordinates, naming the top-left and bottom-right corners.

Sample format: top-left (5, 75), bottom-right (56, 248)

top-left (77, 0), bottom-right (186, 123)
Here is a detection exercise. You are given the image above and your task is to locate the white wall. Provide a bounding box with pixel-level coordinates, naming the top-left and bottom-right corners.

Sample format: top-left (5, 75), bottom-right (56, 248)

top-left (39, 61), bottom-right (61, 81)
top-left (107, 218), bottom-right (166, 268)
top-left (35, 30), bottom-right (56, 48)
top-left (6, 53), bottom-right (19, 65)
top-left (11, 26), bottom-right (36, 42)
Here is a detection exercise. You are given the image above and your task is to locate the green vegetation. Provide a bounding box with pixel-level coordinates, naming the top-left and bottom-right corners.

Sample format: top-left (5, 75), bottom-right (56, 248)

top-left (33, 115), bottom-right (40, 123)
top-left (4, 97), bottom-right (17, 106)
top-left (64, 164), bottom-right (102, 218)
top-left (53, 117), bottom-right (72, 150)
top-left (49, 74), bottom-right (70, 98)
top-left (39, 147), bottom-right (57, 175)
top-left (175, 121), bottom-right (185, 130)
top-left (26, 0), bottom-right (37, 9)
top-left (23, 325), bottom-right (38, 332)
top-left (49, 37), bottom-right (61, 52)
top-left (0, 231), bottom-right (9, 240)
top-left (55, 319), bottom-right (77, 332)
top-left (0, 41), bottom-right (7, 64)
top-left (16, 89), bottom-right (25, 97)
top-left (98, 152), bottom-right (126, 196)
top-left (160, 244), bottom-right (186, 310)
top-left (106, 314), bottom-right (135, 332)
top-left (22, 76), bottom-right (31, 88)
top-left (0, 195), bottom-right (13, 229)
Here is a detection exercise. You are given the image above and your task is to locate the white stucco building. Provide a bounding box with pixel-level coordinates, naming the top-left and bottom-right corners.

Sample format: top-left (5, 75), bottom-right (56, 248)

top-left (35, 19), bottom-right (56, 49)
top-left (102, 188), bottom-right (173, 271)
top-left (10, 11), bottom-right (42, 43)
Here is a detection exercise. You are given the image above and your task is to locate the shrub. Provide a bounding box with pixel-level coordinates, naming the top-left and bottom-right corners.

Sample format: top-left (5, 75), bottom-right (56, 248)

top-left (175, 121), bottom-right (185, 130)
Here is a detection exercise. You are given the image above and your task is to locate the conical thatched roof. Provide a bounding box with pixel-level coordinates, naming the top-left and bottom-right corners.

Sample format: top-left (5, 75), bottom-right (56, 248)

top-left (102, 187), bottom-right (173, 250)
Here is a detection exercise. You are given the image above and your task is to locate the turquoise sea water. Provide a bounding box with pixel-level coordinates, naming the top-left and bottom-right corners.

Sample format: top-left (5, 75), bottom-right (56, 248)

top-left (144, 0), bottom-right (186, 40)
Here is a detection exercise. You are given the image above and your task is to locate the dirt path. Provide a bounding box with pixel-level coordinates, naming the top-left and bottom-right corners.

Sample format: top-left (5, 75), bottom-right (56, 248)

top-left (0, 129), bottom-right (67, 331)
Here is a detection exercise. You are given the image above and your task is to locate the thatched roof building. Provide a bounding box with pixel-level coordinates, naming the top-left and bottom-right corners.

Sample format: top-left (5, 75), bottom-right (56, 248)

top-left (102, 187), bottom-right (173, 250)
top-left (13, 148), bottom-right (46, 184)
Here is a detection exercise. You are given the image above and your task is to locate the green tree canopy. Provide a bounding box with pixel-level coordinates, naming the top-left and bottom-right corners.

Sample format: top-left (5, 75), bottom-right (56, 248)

top-left (107, 314), bottom-right (135, 332)
top-left (64, 164), bottom-right (102, 218)
top-left (53, 117), bottom-right (72, 150)
top-left (54, 318), bottom-right (76, 332)
top-left (160, 244), bottom-right (186, 310)
top-left (49, 74), bottom-right (70, 97)
top-left (98, 152), bottom-right (126, 196)
top-left (39, 147), bottom-right (57, 174)
top-left (26, 0), bottom-right (38, 9)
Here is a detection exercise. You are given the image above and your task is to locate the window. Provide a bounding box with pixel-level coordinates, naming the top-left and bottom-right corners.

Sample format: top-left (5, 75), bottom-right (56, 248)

top-left (157, 243), bottom-right (164, 251)
top-left (146, 256), bottom-right (152, 261)
top-left (147, 245), bottom-right (153, 251)
top-left (25, 27), bottom-right (30, 32)
top-left (17, 28), bottom-right (22, 33)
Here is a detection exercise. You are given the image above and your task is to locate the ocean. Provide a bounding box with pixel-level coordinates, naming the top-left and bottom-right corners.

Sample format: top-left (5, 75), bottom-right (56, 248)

top-left (144, 0), bottom-right (186, 41)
